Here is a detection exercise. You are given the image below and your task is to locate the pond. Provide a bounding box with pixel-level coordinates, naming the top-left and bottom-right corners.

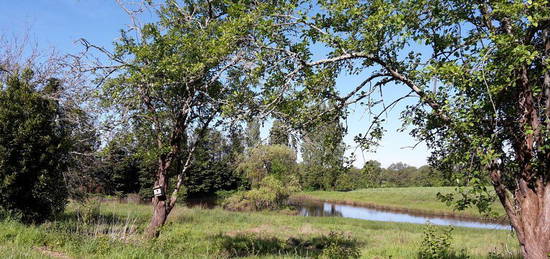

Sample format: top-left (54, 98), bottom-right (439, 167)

top-left (293, 200), bottom-right (510, 230)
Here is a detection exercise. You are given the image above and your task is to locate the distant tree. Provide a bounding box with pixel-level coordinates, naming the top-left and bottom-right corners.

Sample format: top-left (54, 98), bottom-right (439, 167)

top-left (99, 135), bottom-right (142, 195)
top-left (238, 145), bottom-right (298, 188)
top-left (269, 120), bottom-right (290, 146)
top-left (245, 120), bottom-right (262, 149)
top-left (414, 165), bottom-right (449, 187)
top-left (62, 107), bottom-right (100, 199)
top-left (0, 70), bottom-right (70, 223)
top-left (385, 163), bottom-right (418, 187)
top-left (359, 160), bottom-right (384, 188)
top-left (227, 125), bottom-right (246, 161)
top-left (301, 114), bottom-right (347, 190)
top-left (184, 129), bottom-right (243, 198)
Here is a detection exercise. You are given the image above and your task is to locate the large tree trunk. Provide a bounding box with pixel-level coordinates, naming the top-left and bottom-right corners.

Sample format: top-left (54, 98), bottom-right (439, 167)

top-left (494, 177), bottom-right (550, 259)
top-left (147, 197), bottom-right (168, 238)
top-left (513, 182), bottom-right (550, 259)
top-left (145, 165), bottom-right (170, 238)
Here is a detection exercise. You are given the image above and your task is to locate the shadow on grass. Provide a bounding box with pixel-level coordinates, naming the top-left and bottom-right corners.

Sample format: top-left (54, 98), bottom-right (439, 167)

top-left (215, 231), bottom-right (361, 258)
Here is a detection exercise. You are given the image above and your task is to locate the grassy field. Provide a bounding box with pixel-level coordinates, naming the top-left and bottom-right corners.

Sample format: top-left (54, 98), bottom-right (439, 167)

top-left (0, 199), bottom-right (519, 258)
top-left (295, 187), bottom-right (507, 221)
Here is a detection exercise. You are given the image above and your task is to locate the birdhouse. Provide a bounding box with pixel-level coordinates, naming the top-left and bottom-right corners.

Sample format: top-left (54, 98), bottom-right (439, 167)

top-left (153, 186), bottom-right (165, 198)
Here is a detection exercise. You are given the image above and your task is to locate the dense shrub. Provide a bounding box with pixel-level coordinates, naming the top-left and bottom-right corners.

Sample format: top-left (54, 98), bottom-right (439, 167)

top-left (0, 72), bottom-right (70, 223)
top-left (223, 175), bottom-right (300, 211)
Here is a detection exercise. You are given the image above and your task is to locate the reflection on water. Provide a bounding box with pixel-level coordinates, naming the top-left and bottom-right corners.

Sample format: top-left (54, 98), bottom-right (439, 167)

top-left (295, 201), bottom-right (510, 230)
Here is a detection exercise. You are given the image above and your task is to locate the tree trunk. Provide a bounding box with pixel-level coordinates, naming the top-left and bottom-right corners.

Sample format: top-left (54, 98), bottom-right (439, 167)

top-left (146, 197), bottom-right (168, 238)
top-left (145, 165), bottom-right (170, 238)
top-left (500, 180), bottom-right (550, 259)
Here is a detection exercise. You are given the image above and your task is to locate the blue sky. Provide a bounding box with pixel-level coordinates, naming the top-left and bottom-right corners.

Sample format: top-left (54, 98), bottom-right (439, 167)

top-left (1, 0), bottom-right (429, 168)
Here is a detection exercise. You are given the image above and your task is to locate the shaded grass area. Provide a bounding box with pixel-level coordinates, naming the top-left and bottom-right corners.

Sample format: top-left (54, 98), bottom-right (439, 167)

top-left (0, 201), bottom-right (519, 258)
top-left (295, 187), bottom-right (507, 221)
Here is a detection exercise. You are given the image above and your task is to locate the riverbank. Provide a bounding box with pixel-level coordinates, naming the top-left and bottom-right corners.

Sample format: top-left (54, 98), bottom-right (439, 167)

top-left (292, 187), bottom-right (508, 224)
top-left (0, 201), bottom-right (519, 258)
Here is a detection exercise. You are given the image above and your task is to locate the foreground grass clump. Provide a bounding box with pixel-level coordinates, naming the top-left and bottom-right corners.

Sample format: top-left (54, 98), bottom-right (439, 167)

top-left (217, 231), bottom-right (360, 258)
top-left (0, 201), bottom-right (519, 258)
top-left (296, 187), bottom-right (506, 220)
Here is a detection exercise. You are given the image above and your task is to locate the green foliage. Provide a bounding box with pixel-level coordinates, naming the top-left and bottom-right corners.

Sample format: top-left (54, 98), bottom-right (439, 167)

top-left (301, 110), bottom-right (348, 191)
top-left (74, 198), bottom-right (102, 226)
top-left (94, 134), bottom-right (142, 196)
top-left (269, 120), bottom-right (290, 146)
top-left (217, 231), bottom-right (360, 258)
top-left (184, 128), bottom-right (245, 198)
top-left (223, 175), bottom-right (300, 211)
top-left (0, 70), bottom-right (69, 223)
top-left (418, 224), bottom-right (467, 259)
top-left (250, 0), bottom-right (550, 238)
top-left (334, 161), bottom-right (450, 191)
top-left (245, 119), bottom-right (262, 149)
top-left (238, 144), bottom-right (298, 187)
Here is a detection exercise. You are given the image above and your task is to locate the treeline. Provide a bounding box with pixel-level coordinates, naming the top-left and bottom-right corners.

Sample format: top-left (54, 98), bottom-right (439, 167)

top-left (335, 162), bottom-right (451, 191)
top-left (80, 118), bottom-right (450, 200)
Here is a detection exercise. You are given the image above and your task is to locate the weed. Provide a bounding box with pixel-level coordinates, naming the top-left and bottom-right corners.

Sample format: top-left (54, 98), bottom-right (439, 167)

top-left (418, 223), bottom-right (469, 259)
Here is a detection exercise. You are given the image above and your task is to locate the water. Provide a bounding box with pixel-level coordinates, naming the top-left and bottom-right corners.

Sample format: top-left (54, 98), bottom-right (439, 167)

top-left (295, 201), bottom-right (510, 230)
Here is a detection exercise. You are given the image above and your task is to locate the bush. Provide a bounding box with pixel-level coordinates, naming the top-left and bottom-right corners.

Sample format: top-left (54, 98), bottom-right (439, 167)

top-left (418, 223), bottom-right (468, 259)
top-left (0, 72), bottom-right (70, 223)
top-left (74, 197), bottom-right (102, 225)
top-left (223, 175), bottom-right (300, 211)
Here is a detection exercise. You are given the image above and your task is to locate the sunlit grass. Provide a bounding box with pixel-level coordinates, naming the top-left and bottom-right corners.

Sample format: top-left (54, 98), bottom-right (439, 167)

top-left (0, 198), bottom-right (519, 258)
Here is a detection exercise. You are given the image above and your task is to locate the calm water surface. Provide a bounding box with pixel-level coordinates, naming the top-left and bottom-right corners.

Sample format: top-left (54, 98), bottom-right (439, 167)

top-left (295, 201), bottom-right (510, 230)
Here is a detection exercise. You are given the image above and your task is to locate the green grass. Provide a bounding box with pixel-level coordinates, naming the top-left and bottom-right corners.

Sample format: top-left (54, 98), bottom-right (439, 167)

top-left (0, 200), bottom-right (519, 258)
top-left (295, 187), bottom-right (506, 220)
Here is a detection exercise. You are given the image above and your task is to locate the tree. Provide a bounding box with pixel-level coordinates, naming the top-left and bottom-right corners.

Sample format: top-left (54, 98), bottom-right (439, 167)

top-left (98, 134), bottom-right (142, 196)
top-left (237, 144), bottom-right (298, 187)
top-left (94, 0), bottom-right (271, 237)
top-left (252, 0), bottom-right (550, 257)
top-left (245, 119), bottom-right (262, 149)
top-left (301, 113), bottom-right (347, 190)
top-left (269, 120), bottom-right (290, 146)
top-left (0, 70), bottom-right (70, 223)
top-left (184, 128), bottom-right (244, 198)
top-left (361, 160), bottom-right (384, 188)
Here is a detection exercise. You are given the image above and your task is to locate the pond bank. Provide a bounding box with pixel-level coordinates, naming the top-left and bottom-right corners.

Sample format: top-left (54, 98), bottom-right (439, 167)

top-left (291, 190), bottom-right (509, 225)
top-left (290, 197), bottom-right (509, 230)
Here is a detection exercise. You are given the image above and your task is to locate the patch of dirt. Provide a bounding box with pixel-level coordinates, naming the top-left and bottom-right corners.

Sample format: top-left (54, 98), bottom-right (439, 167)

top-left (34, 246), bottom-right (72, 259)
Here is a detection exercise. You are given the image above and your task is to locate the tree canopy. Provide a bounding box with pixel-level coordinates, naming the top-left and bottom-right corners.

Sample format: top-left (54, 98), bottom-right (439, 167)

top-left (0, 70), bottom-right (70, 223)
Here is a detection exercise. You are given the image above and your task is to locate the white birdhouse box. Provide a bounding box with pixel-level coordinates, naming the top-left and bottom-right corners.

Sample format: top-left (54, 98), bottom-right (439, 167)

top-left (153, 186), bottom-right (164, 197)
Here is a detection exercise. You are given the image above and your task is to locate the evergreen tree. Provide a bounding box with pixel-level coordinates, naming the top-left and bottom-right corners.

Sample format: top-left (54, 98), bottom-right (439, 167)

top-left (185, 128), bottom-right (244, 198)
top-left (301, 115), bottom-right (346, 190)
top-left (245, 120), bottom-right (261, 149)
top-left (0, 70), bottom-right (70, 223)
top-left (269, 120), bottom-right (289, 146)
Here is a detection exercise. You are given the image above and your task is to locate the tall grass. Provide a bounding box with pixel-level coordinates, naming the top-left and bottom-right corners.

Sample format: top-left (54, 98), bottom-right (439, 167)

top-left (0, 199), bottom-right (520, 258)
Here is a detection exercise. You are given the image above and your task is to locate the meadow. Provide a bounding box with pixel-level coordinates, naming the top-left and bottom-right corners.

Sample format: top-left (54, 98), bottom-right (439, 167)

top-left (0, 192), bottom-right (519, 259)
